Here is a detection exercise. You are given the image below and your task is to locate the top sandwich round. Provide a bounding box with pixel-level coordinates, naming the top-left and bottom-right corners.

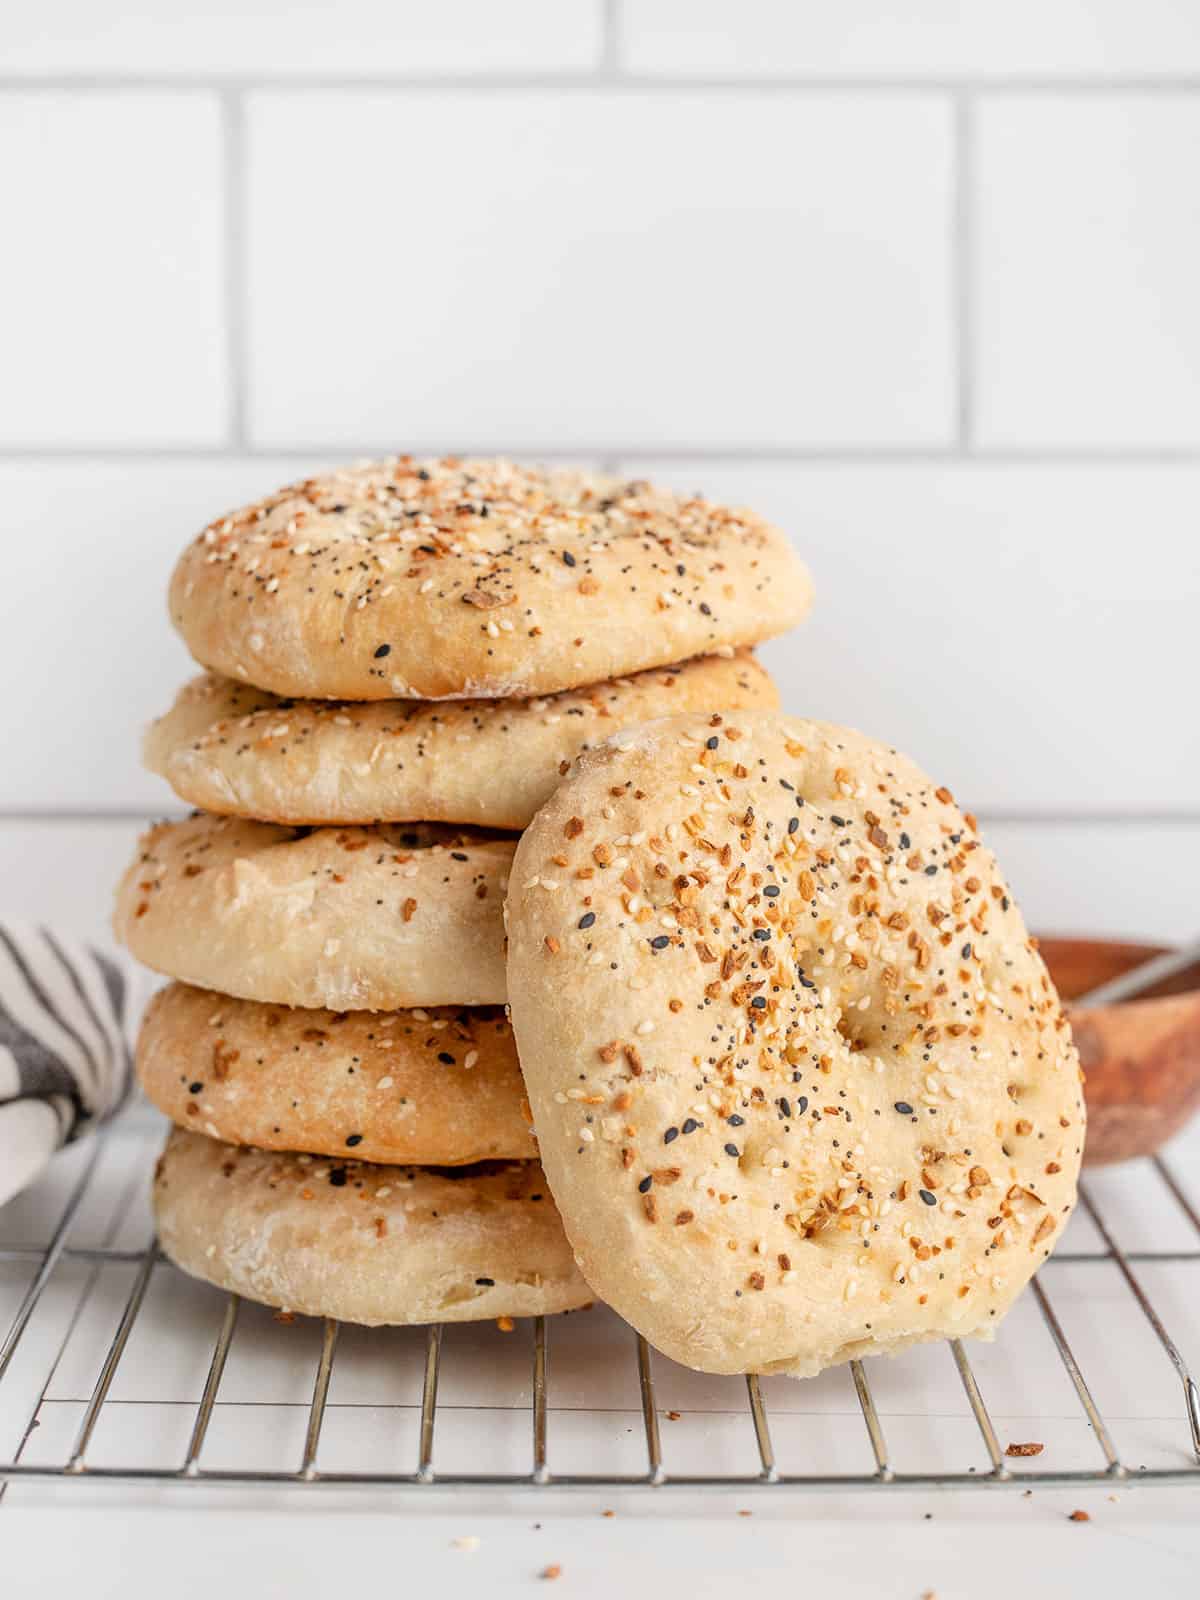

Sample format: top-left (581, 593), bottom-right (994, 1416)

top-left (169, 457), bottom-right (812, 702)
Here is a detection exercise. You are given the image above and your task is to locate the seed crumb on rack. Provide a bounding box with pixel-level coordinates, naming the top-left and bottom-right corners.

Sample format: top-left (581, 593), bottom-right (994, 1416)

top-left (451, 1535), bottom-right (480, 1551)
top-left (1068, 1509), bottom-right (1091, 1522)
top-left (1005, 1441), bottom-right (1044, 1457)
top-left (541, 1565), bottom-right (563, 1581)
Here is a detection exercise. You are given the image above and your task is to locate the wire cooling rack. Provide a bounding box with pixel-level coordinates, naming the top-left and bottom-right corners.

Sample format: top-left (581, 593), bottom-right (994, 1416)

top-left (1, 1112), bottom-right (1198, 1499)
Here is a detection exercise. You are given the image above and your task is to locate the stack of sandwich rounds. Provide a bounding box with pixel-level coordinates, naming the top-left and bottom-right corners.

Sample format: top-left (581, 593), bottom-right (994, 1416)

top-left (115, 457), bottom-right (809, 1330)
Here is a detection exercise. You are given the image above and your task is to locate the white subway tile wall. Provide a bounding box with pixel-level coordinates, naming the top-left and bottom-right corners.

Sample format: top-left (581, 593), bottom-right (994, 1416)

top-left (0, 460), bottom-right (307, 812)
top-left (622, 2), bottom-right (1200, 78)
top-left (246, 91), bottom-right (954, 449)
top-left (0, 3), bottom-right (1197, 947)
top-left (0, 1), bottom-right (603, 75)
top-left (976, 97), bottom-right (1200, 449)
top-left (0, 93), bottom-right (227, 446)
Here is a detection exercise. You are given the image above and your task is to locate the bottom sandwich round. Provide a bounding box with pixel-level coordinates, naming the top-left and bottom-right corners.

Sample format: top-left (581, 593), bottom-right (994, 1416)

top-left (153, 1126), bottom-right (593, 1325)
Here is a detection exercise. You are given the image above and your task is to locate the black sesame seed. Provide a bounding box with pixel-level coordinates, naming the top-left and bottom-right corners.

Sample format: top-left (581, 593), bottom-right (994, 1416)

top-left (437, 1051), bottom-right (455, 1064)
top-left (787, 817), bottom-right (799, 834)
top-left (778, 1097), bottom-right (792, 1118)
top-left (561, 550), bottom-right (576, 567)
top-left (961, 942), bottom-right (973, 959)
top-left (329, 1169), bottom-right (348, 1187)
top-left (750, 995), bottom-right (767, 1009)
top-left (682, 1118), bottom-right (699, 1135)
top-left (727, 1114), bottom-right (745, 1126)
top-left (899, 832), bottom-right (911, 849)
top-left (924, 864), bottom-right (938, 876)
top-left (779, 779), bottom-right (794, 791)
top-left (796, 1095), bottom-right (809, 1114)
top-left (830, 815), bottom-right (846, 827)
top-left (753, 928), bottom-right (770, 941)
top-left (664, 1126), bottom-right (679, 1144)
top-left (919, 1189), bottom-right (937, 1206)
top-left (638, 1175), bottom-right (653, 1193)
top-left (475, 1277), bottom-right (495, 1286)
top-left (578, 912), bottom-right (596, 929)
top-left (1001, 895), bottom-right (1010, 911)
top-left (763, 885), bottom-right (780, 898)
top-left (373, 644), bottom-right (391, 658)
top-left (706, 736), bottom-right (719, 749)
top-left (724, 1143), bottom-right (740, 1158)
top-left (188, 1081), bottom-right (203, 1095)
top-left (699, 602), bottom-right (712, 615)
top-left (894, 1101), bottom-right (914, 1115)
top-left (345, 1133), bottom-right (362, 1147)
top-left (650, 934), bottom-right (670, 950)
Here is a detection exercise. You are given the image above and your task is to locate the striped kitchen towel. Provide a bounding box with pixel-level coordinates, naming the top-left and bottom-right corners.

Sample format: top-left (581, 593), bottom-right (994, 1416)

top-left (0, 923), bottom-right (133, 1206)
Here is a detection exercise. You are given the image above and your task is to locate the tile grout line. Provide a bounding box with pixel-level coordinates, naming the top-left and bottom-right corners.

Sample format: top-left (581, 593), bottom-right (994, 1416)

top-left (5, 446), bottom-right (1200, 464)
top-left (600, 0), bottom-right (622, 77)
top-left (953, 92), bottom-right (976, 453)
top-left (2, 74), bottom-right (1200, 93)
top-left (222, 89), bottom-right (249, 451)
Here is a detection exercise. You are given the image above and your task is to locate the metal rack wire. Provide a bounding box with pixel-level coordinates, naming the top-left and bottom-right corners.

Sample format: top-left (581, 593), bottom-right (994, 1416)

top-left (2, 1123), bottom-right (1198, 1497)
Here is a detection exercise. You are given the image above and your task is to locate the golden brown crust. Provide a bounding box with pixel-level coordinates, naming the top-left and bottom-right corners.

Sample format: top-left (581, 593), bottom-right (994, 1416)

top-left (506, 713), bottom-right (1083, 1378)
top-left (168, 458), bottom-right (811, 701)
top-left (144, 652), bottom-right (779, 828)
top-left (114, 815), bottom-right (512, 1009)
top-left (153, 1128), bottom-right (591, 1325)
top-left (137, 983), bottom-right (536, 1165)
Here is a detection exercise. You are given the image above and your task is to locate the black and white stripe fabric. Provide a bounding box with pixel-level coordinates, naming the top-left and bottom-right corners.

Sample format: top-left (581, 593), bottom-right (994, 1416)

top-left (0, 924), bottom-right (132, 1206)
